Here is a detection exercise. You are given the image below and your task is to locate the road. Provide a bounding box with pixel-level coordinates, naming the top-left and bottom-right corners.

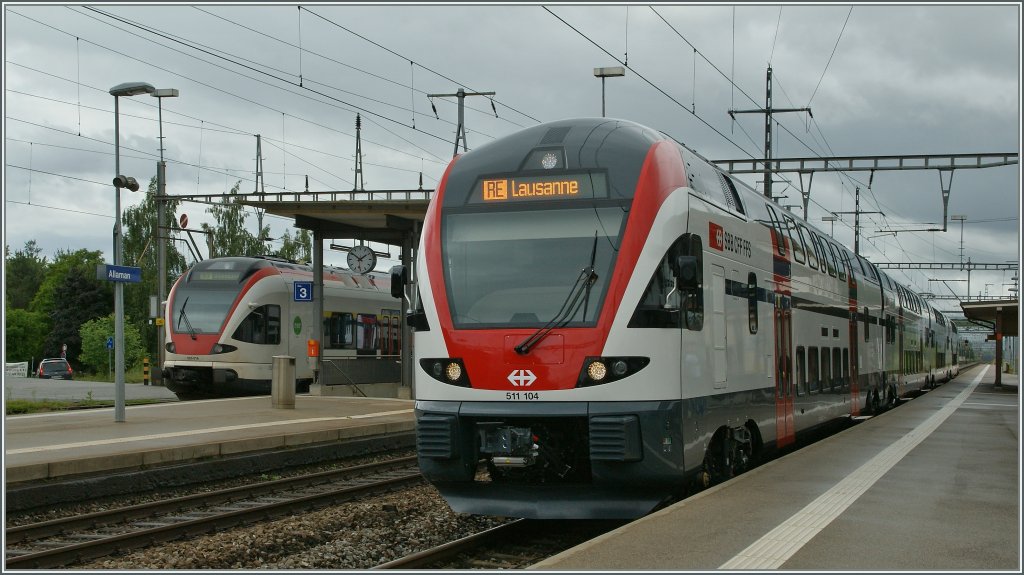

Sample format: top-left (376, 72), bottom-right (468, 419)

top-left (3, 376), bottom-right (178, 402)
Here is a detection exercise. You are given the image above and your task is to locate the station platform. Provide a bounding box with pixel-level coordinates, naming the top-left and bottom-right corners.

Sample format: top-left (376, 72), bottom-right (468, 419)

top-left (533, 364), bottom-right (1019, 571)
top-left (4, 395), bottom-right (414, 485)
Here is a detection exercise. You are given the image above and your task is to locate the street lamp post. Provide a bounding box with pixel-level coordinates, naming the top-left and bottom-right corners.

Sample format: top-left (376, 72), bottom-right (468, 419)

top-left (151, 88), bottom-right (178, 387)
top-left (593, 66), bottom-right (625, 117)
top-left (110, 82), bottom-right (155, 422)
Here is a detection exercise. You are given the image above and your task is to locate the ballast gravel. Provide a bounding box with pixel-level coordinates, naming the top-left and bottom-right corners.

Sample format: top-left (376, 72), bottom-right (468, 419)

top-left (75, 485), bottom-right (510, 570)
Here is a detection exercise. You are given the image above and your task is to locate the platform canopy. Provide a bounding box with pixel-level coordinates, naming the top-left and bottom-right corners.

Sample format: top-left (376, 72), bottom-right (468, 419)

top-left (960, 299), bottom-right (1018, 336)
top-left (237, 189), bottom-right (433, 395)
top-left (238, 190), bottom-right (433, 244)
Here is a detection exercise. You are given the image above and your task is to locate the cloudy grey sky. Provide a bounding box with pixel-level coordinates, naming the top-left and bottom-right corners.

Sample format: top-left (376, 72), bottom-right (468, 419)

top-left (3, 3), bottom-right (1020, 313)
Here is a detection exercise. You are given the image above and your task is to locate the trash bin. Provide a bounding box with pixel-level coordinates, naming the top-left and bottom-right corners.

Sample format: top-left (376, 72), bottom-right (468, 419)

top-left (272, 355), bottom-right (296, 409)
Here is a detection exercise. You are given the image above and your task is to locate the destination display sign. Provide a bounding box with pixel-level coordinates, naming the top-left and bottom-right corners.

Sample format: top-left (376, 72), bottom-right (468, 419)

top-left (471, 172), bottom-right (607, 204)
top-left (195, 270), bottom-right (242, 281)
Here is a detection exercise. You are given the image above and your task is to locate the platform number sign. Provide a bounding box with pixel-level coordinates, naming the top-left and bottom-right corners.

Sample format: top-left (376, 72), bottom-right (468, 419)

top-left (294, 281), bottom-right (313, 302)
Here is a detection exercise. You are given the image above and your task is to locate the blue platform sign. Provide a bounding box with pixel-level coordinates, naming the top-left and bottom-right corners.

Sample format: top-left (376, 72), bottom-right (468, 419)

top-left (294, 281), bottom-right (313, 302)
top-left (106, 336), bottom-right (114, 350)
top-left (98, 264), bottom-right (142, 283)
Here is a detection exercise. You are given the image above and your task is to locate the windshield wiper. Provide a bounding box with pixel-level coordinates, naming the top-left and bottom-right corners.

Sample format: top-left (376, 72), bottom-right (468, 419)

top-left (515, 233), bottom-right (600, 355)
top-left (178, 297), bottom-right (198, 341)
top-left (582, 231), bottom-right (598, 323)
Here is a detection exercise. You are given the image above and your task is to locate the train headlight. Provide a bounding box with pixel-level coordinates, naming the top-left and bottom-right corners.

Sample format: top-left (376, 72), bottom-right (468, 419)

top-left (587, 361), bottom-right (608, 381)
top-left (165, 342), bottom-right (176, 353)
top-left (420, 358), bottom-right (471, 387)
top-left (612, 360), bottom-right (629, 377)
top-left (210, 343), bottom-right (238, 354)
top-left (445, 362), bottom-right (462, 382)
top-left (578, 356), bottom-right (650, 387)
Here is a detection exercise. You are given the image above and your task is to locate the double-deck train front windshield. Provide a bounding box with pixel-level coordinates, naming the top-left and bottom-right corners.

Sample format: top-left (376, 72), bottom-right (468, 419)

top-left (436, 119), bottom-right (664, 330)
top-left (443, 204), bottom-right (626, 328)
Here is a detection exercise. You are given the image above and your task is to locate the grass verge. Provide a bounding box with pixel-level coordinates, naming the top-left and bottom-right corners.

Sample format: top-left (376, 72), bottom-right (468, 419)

top-left (6, 398), bottom-right (172, 415)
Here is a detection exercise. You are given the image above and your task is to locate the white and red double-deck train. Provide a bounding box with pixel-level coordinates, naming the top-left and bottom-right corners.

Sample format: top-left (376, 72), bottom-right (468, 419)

top-left (163, 256), bottom-right (400, 400)
top-left (393, 117), bottom-right (959, 519)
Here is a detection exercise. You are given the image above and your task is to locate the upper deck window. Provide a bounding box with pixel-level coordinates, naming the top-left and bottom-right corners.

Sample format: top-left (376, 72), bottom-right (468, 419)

top-left (679, 146), bottom-right (745, 215)
top-left (797, 224), bottom-right (819, 270)
top-left (783, 214), bottom-right (806, 264)
top-left (765, 205), bottom-right (787, 256)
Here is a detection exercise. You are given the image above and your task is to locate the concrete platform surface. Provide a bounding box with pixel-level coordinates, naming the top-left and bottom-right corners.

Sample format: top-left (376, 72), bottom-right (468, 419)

top-left (4, 395), bottom-right (414, 483)
top-left (532, 365), bottom-right (1019, 571)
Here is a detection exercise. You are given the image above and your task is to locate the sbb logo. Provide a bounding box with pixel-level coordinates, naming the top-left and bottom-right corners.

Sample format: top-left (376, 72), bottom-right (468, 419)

top-left (709, 222), bottom-right (725, 251)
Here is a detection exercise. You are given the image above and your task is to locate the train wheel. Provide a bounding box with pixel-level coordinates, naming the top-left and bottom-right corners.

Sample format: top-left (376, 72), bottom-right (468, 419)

top-left (886, 384), bottom-right (899, 409)
top-left (701, 427), bottom-right (752, 487)
top-left (868, 390), bottom-right (882, 415)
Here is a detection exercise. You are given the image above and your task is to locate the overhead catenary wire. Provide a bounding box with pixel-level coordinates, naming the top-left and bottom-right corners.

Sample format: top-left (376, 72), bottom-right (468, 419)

top-left (769, 6), bottom-right (783, 65)
top-left (44, 11), bottom-right (454, 171)
top-left (73, 6), bottom-right (456, 158)
top-left (7, 56), bottom-right (448, 171)
top-left (807, 6), bottom-right (854, 107)
top-left (644, 7), bottom-right (991, 292)
top-left (300, 6), bottom-right (542, 125)
top-left (544, 6), bottom-right (756, 160)
top-left (9, 9), bottom-right (392, 150)
top-left (554, 7), bottom-right (848, 225)
top-left (6, 197), bottom-right (114, 219)
top-left (192, 6), bottom-right (530, 130)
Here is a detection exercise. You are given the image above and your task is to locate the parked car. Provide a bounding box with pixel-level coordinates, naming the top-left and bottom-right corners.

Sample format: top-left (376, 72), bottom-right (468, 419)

top-left (37, 358), bottom-right (74, 380)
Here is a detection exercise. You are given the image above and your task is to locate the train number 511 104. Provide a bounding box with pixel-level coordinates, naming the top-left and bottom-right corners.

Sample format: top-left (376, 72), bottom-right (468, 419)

top-left (506, 392), bottom-right (540, 401)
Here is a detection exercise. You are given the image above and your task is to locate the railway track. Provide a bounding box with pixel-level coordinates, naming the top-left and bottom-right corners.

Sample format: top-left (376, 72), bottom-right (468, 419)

top-left (5, 456), bottom-right (421, 569)
top-left (375, 518), bottom-right (626, 569)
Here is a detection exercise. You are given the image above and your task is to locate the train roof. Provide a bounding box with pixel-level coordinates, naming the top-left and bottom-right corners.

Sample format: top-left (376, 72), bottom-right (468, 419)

top-left (184, 256), bottom-right (389, 286)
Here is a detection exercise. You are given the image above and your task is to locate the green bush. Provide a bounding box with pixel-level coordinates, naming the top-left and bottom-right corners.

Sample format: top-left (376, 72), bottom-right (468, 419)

top-left (4, 305), bottom-right (48, 363)
top-left (79, 314), bottom-right (145, 374)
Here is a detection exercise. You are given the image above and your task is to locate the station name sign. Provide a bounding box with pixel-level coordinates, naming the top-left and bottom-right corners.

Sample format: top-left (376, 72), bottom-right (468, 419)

top-left (471, 172), bottom-right (607, 204)
top-left (96, 264), bottom-right (142, 283)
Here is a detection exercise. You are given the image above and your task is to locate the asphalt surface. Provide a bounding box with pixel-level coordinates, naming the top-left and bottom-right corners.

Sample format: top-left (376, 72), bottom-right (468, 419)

top-left (3, 376), bottom-right (179, 402)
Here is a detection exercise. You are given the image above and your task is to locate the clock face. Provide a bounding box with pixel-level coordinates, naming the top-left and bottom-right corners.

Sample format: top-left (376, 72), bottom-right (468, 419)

top-left (347, 245), bottom-right (376, 274)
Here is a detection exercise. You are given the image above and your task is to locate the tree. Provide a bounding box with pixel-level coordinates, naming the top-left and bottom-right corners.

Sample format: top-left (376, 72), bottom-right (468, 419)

top-left (5, 240), bottom-right (48, 309)
top-left (31, 248), bottom-right (108, 316)
top-left (79, 314), bottom-right (145, 376)
top-left (122, 176), bottom-right (188, 353)
top-left (31, 248), bottom-right (112, 367)
top-left (275, 228), bottom-right (312, 263)
top-left (202, 180), bottom-right (268, 258)
top-left (4, 304), bottom-right (47, 363)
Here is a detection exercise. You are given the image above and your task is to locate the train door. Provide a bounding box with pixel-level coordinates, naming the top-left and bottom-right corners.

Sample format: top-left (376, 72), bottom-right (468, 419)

top-left (848, 303), bottom-right (861, 415)
top-left (711, 265), bottom-right (727, 389)
top-left (774, 293), bottom-right (795, 448)
top-left (379, 309), bottom-right (401, 356)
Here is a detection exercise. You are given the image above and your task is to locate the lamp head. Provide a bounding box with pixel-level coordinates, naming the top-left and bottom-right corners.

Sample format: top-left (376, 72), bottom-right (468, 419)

top-left (109, 82), bottom-right (156, 97)
top-left (113, 175), bottom-right (140, 192)
top-left (152, 88), bottom-right (179, 98)
top-left (594, 66), bottom-right (626, 78)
